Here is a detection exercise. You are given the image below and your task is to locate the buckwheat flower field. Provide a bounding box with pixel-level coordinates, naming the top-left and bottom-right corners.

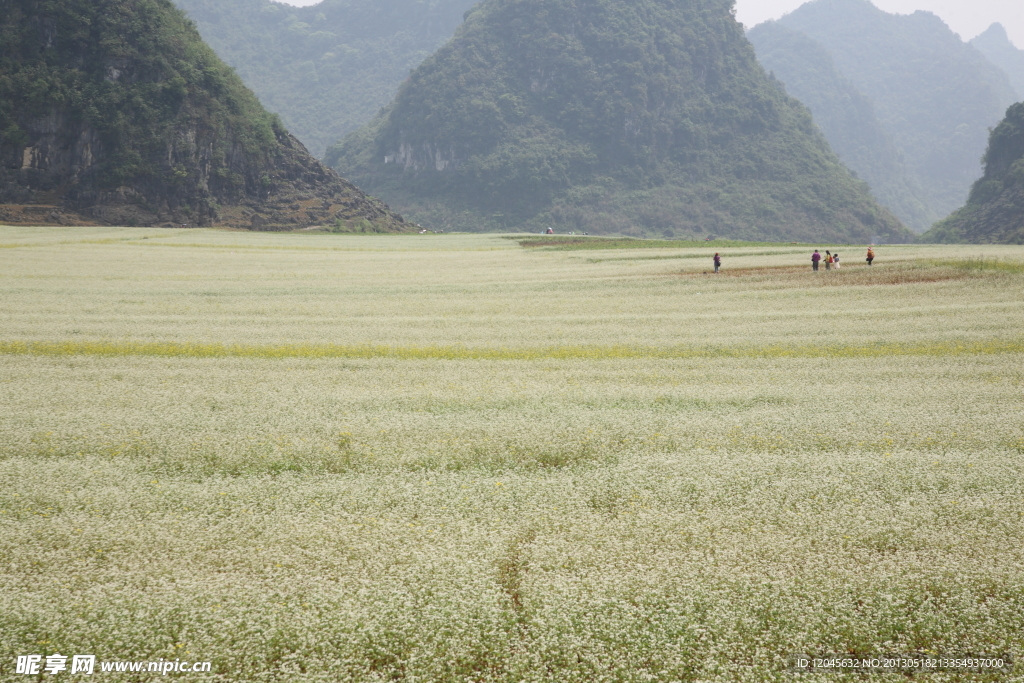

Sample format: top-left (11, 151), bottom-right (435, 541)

top-left (1, 226), bottom-right (1022, 681)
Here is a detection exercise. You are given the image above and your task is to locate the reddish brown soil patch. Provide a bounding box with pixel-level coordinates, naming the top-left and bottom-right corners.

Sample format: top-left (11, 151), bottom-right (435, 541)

top-left (679, 263), bottom-right (971, 287)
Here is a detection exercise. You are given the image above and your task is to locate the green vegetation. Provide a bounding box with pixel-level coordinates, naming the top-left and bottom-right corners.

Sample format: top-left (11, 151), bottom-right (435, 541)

top-left (2, 227), bottom-right (1023, 680)
top-left (330, 0), bottom-right (911, 242)
top-left (927, 257), bottom-right (1024, 273)
top-left (512, 235), bottom-right (810, 250)
top-left (0, 0), bottom-right (280, 201)
top-left (172, 0), bottom-right (479, 157)
top-left (922, 103), bottom-right (1024, 244)
top-left (972, 23), bottom-right (1024, 99)
top-left (760, 0), bottom-right (1019, 223)
top-left (0, 0), bottom-right (405, 230)
top-left (748, 21), bottom-right (935, 231)
top-left (329, 216), bottom-right (392, 234)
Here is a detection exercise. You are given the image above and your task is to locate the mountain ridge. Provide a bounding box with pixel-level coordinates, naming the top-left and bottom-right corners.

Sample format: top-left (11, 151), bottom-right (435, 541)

top-left (971, 23), bottom-right (1024, 100)
top-left (0, 0), bottom-right (406, 231)
top-left (748, 20), bottom-right (934, 231)
top-left (922, 102), bottom-right (1024, 244)
top-left (172, 0), bottom-right (479, 157)
top-left (761, 0), bottom-right (1018, 222)
top-left (330, 0), bottom-right (911, 243)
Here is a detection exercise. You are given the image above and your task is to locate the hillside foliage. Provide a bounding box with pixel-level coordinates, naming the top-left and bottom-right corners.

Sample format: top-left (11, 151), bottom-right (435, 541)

top-left (748, 21), bottom-right (934, 232)
top-left (0, 0), bottom-right (280, 194)
top-left (923, 103), bottom-right (1024, 244)
top-left (766, 0), bottom-right (1018, 223)
top-left (172, 0), bottom-right (479, 157)
top-left (330, 0), bottom-right (910, 242)
top-left (0, 0), bottom-right (406, 230)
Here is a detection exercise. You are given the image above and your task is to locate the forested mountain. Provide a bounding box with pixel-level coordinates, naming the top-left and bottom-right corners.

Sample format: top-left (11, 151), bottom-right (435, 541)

top-left (329, 0), bottom-right (911, 242)
top-left (173, 0), bottom-right (479, 157)
top-left (971, 24), bottom-right (1024, 100)
top-left (758, 0), bottom-right (1018, 224)
top-left (922, 103), bottom-right (1024, 243)
top-left (0, 0), bottom-right (406, 231)
top-left (748, 21), bottom-right (934, 231)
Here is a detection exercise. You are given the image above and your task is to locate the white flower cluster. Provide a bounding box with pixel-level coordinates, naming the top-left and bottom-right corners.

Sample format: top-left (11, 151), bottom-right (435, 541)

top-left (1, 227), bottom-right (1022, 680)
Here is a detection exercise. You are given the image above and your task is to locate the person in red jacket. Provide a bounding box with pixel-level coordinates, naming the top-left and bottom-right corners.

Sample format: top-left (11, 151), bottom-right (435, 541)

top-left (713, 252), bottom-right (721, 273)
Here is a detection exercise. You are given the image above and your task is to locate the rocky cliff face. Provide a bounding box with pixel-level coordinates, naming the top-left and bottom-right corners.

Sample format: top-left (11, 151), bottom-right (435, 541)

top-left (0, 0), bottom-right (406, 231)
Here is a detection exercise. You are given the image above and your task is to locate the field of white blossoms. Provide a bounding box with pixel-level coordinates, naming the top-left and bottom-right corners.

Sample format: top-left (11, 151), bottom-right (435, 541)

top-left (1, 226), bottom-right (1022, 682)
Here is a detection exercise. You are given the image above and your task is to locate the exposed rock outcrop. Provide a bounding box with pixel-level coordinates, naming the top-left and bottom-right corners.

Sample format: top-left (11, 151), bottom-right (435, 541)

top-left (0, 0), bottom-right (406, 231)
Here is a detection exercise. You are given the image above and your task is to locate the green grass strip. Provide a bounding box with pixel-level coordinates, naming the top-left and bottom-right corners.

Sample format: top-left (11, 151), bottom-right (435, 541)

top-left (511, 235), bottom-right (814, 250)
top-left (1, 339), bottom-right (1022, 361)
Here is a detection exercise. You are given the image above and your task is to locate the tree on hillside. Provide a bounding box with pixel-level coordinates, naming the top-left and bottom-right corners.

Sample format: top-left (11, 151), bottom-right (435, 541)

top-left (748, 21), bottom-right (934, 231)
top-left (0, 0), bottom-right (405, 230)
top-left (923, 103), bottom-right (1024, 243)
top-left (771, 0), bottom-right (1018, 220)
top-left (330, 0), bottom-right (911, 242)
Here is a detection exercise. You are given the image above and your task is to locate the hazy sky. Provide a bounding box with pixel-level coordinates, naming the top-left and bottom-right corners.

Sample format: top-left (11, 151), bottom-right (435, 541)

top-left (277, 0), bottom-right (1024, 48)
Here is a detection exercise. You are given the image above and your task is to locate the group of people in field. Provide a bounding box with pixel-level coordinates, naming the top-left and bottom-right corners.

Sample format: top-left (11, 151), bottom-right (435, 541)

top-left (711, 247), bottom-right (876, 273)
top-left (811, 249), bottom-right (842, 271)
top-left (811, 247), bottom-right (874, 271)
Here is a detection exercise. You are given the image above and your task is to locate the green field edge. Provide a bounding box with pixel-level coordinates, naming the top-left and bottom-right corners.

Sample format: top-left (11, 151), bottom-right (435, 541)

top-left (509, 235), bottom-right (828, 250)
top-left (2, 339), bottom-right (1022, 361)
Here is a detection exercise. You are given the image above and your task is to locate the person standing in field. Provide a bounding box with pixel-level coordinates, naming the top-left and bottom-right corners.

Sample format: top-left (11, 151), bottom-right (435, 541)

top-left (825, 250), bottom-right (833, 270)
top-left (866, 247), bottom-right (875, 266)
top-left (812, 249), bottom-right (821, 271)
top-left (713, 252), bottom-right (721, 273)
top-left (833, 253), bottom-right (840, 269)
